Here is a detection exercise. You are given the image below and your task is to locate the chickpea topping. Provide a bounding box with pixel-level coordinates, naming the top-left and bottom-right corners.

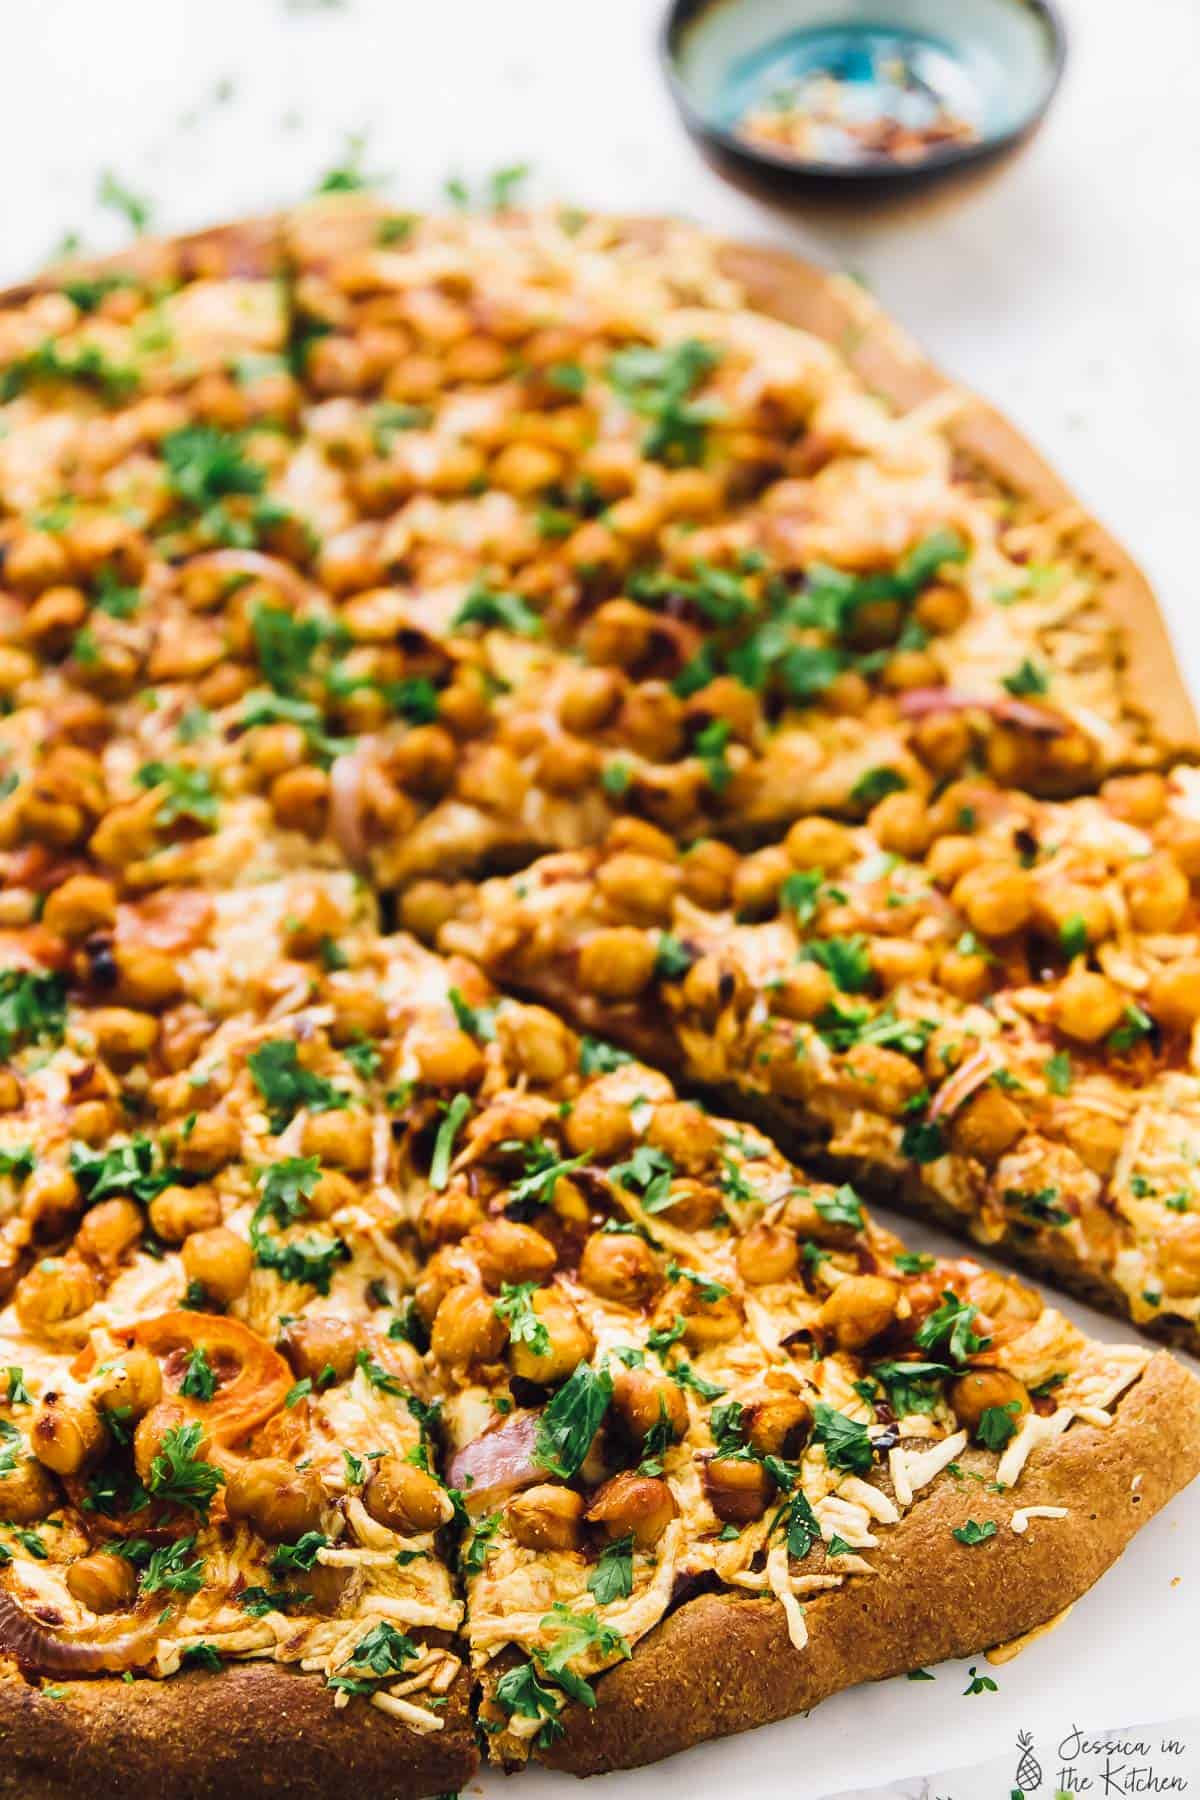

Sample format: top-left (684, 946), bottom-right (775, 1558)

top-left (308, 1170), bottom-right (358, 1218)
top-left (431, 1284), bottom-right (509, 1366)
top-left (301, 1108), bottom-right (373, 1173)
top-left (0, 1456), bottom-right (59, 1524)
top-left (1147, 961), bottom-right (1200, 1031)
top-left (735, 1221), bottom-right (799, 1285)
top-left (279, 1314), bottom-right (359, 1384)
top-left (771, 962), bottom-right (835, 1022)
top-left (74, 1197), bottom-right (143, 1266)
top-left (67, 1551), bottom-right (137, 1614)
top-left (564, 1087), bottom-right (635, 1159)
top-left (1054, 970), bottom-right (1127, 1045)
top-left (499, 1006), bottom-right (573, 1085)
top-left (784, 816), bottom-right (854, 871)
top-left (506, 1483), bottom-right (586, 1552)
top-left (92, 1347), bottom-right (162, 1421)
top-left (1101, 772), bottom-right (1168, 825)
top-left (705, 1456), bottom-right (773, 1524)
top-left (465, 1219), bottom-right (557, 1290)
top-left (225, 1458), bottom-right (325, 1543)
top-left (949, 1369), bottom-right (1031, 1437)
top-left (31, 1392), bottom-right (107, 1475)
top-left (953, 863), bottom-right (1034, 939)
top-left (949, 1086), bottom-right (1028, 1162)
top-left (577, 928), bottom-right (657, 1001)
top-left (818, 1275), bottom-right (899, 1350)
top-left (16, 1258), bottom-right (98, 1333)
top-left (868, 791), bottom-right (930, 858)
top-left (363, 1455), bottom-right (452, 1533)
top-left (586, 1471), bottom-right (677, 1547)
top-left (147, 1184), bottom-right (221, 1243)
top-left (578, 1231), bottom-right (662, 1307)
top-left (42, 874), bottom-right (117, 941)
top-left (507, 1287), bottom-right (595, 1386)
top-left (731, 846), bottom-right (790, 920)
top-left (743, 1394), bottom-right (812, 1457)
top-left (411, 1027), bottom-right (486, 1090)
top-left (181, 1227), bottom-right (253, 1305)
top-left (610, 1366), bottom-right (689, 1446)
top-left (596, 852), bottom-right (680, 926)
top-left (175, 1110), bottom-right (241, 1175)
top-left (1123, 853), bottom-right (1190, 933)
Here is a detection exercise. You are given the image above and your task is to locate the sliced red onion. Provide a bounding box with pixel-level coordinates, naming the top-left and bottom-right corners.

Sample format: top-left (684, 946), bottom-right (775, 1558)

top-left (0, 1588), bottom-right (158, 1676)
top-left (329, 748), bottom-right (371, 867)
top-left (183, 549), bottom-right (321, 607)
top-left (445, 1410), bottom-right (542, 1511)
top-left (927, 1049), bottom-right (995, 1122)
top-left (897, 687), bottom-right (1066, 738)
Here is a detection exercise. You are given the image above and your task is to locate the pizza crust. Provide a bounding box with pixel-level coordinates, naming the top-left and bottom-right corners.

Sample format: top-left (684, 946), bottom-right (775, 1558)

top-left (0, 1657), bottom-right (477, 1800)
top-left (543, 1350), bottom-right (1200, 1775)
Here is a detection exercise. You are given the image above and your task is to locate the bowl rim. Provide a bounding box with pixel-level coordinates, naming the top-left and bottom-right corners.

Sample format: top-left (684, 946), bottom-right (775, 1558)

top-left (659, 0), bottom-right (1069, 184)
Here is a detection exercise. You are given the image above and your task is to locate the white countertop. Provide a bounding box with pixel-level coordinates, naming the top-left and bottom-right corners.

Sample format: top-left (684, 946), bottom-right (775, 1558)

top-left (3, 1), bottom-right (1199, 1792)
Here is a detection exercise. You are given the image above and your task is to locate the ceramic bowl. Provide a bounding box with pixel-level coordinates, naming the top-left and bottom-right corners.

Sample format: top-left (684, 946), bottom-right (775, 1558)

top-left (661, 0), bottom-right (1067, 198)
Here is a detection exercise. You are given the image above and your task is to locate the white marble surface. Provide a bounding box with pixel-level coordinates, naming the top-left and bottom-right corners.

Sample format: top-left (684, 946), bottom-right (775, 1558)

top-left (4, 1), bottom-right (1200, 1793)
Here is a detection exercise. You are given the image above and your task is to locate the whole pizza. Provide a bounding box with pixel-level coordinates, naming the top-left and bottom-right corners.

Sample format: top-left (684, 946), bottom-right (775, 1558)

top-left (0, 193), bottom-right (1197, 1797)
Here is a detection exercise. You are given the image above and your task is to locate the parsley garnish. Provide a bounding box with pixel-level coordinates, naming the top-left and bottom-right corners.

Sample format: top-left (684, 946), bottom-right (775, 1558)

top-left (534, 1364), bottom-right (613, 1478)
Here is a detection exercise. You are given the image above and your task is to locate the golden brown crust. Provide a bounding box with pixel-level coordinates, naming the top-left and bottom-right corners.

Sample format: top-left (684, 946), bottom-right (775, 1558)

top-left (544, 1351), bottom-right (1200, 1775)
top-left (0, 1658), bottom-right (477, 1800)
top-left (711, 236), bottom-right (1200, 760)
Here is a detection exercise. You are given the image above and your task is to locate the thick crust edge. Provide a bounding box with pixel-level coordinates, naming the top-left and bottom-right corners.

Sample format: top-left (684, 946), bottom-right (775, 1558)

top-left (543, 1350), bottom-right (1200, 1776)
top-left (0, 1657), bottom-right (477, 1800)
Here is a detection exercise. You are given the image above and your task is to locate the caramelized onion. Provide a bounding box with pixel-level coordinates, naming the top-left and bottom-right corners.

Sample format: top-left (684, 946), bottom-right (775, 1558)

top-left (927, 1049), bottom-right (995, 1122)
top-left (329, 747), bottom-right (372, 867)
top-left (445, 1410), bottom-right (542, 1511)
top-left (0, 1587), bottom-right (157, 1676)
top-left (897, 686), bottom-right (1067, 738)
top-left (183, 549), bottom-right (321, 608)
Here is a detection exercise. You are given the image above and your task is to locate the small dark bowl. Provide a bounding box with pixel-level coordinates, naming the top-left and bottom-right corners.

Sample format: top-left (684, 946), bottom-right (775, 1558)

top-left (661, 0), bottom-right (1067, 202)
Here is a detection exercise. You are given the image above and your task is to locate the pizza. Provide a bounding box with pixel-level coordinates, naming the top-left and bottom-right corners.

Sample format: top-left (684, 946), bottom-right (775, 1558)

top-left (0, 194), bottom-right (1196, 1795)
top-left (440, 767), bottom-right (1200, 1351)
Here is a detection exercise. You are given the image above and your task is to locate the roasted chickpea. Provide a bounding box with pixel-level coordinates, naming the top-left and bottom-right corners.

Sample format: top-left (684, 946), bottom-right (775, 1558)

top-left (506, 1483), bottom-right (586, 1551)
top-left (31, 1392), bottom-right (107, 1475)
top-left (818, 1274), bottom-right (899, 1350)
top-left (92, 1347), bottom-right (162, 1421)
top-left (42, 873), bottom-right (117, 941)
top-left (507, 1288), bottom-right (595, 1386)
top-left (654, 1178), bottom-right (723, 1232)
top-left (411, 1027), bottom-right (485, 1091)
top-left (771, 962), bottom-right (835, 1022)
top-left (743, 1394), bottom-right (812, 1458)
top-left (1159, 1218), bottom-right (1200, 1298)
top-left (74, 1197), bottom-right (142, 1266)
top-left (400, 879), bottom-right (460, 943)
top-left (431, 1284), bottom-right (509, 1366)
top-left (110, 943), bottom-right (183, 1009)
top-left (784, 816), bottom-right (853, 871)
top-left (89, 1005), bottom-right (161, 1070)
top-left (466, 1220), bottom-right (558, 1291)
top-left (953, 864), bottom-right (1033, 939)
top-left (869, 791), bottom-right (931, 858)
top-left (705, 1456), bottom-right (773, 1524)
top-left (1033, 881), bottom-right (1112, 950)
top-left (1101, 772), bottom-right (1168, 825)
top-left (564, 1087), bottom-right (635, 1159)
top-left (419, 1187), bottom-right (484, 1245)
top-left (1054, 970), bottom-right (1126, 1045)
top-left (1147, 961), bottom-right (1200, 1031)
top-left (657, 1279), bottom-right (743, 1352)
top-left (224, 1458), bottom-right (325, 1542)
top-left (577, 928), bottom-right (657, 1001)
top-left (279, 1314), bottom-right (359, 1384)
top-left (363, 1454), bottom-right (452, 1533)
top-left (586, 1471), bottom-right (677, 1547)
top-left (133, 1401), bottom-right (210, 1485)
top-left (578, 1231), bottom-right (662, 1307)
top-left (870, 938), bottom-right (934, 990)
top-left (731, 846), bottom-right (791, 920)
top-left (181, 1227), bottom-right (253, 1305)
top-left (147, 1183), bottom-right (221, 1243)
top-left (596, 853), bottom-right (679, 926)
top-left (0, 1456), bottom-right (58, 1523)
top-left (307, 1170), bottom-right (358, 1219)
top-left (1124, 854), bottom-right (1190, 933)
top-left (680, 839), bottom-right (739, 910)
top-left (936, 947), bottom-right (991, 1002)
top-left (499, 1006), bottom-right (574, 1086)
top-left (610, 1366), bottom-right (689, 1447)
top-left (21, 1167), bottom-right (82, 1239)
top-left (66, 1550), bottom-right (137, 1614)
top-left (16, 1258), bottom-right (98, 1332)
top-left (300, 1107), bottom-right (372, 1173)
top-left (948, 1369), bottom-right (1031, 1437)
top-left (949, 1086), bottom-right (1027, 1162)
top-left (735, 1221), bottom-right (799, 1285)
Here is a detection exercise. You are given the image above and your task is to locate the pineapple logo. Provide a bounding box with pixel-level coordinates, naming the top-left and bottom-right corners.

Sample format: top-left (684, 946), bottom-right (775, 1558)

top-left (1013, 1730), bottom-right (1044, 1793)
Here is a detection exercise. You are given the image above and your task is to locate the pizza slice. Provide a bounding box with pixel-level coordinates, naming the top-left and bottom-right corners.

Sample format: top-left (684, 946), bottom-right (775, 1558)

top-left (358, 932), bottom-right (1198, 1773)
top-left (440, 764), bottom-right (1200, 1352)
top-left (0, 874), bottom-right (476, 1797)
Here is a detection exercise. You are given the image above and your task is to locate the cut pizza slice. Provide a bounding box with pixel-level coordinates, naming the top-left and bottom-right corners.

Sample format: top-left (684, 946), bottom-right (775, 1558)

top-left (0, 874), bottom-right (477, 1797)
top-left (359, 935), bottom-right (1200, 1774)
top-left (440, 763), bottom-right (1200, 1351)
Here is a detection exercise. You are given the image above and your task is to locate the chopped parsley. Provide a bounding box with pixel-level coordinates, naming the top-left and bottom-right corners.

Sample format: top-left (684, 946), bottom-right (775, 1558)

top-left (247, 1039), bottom-right (345, 1132)
top-left (534, 1363), bottom-right (613, 1479)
